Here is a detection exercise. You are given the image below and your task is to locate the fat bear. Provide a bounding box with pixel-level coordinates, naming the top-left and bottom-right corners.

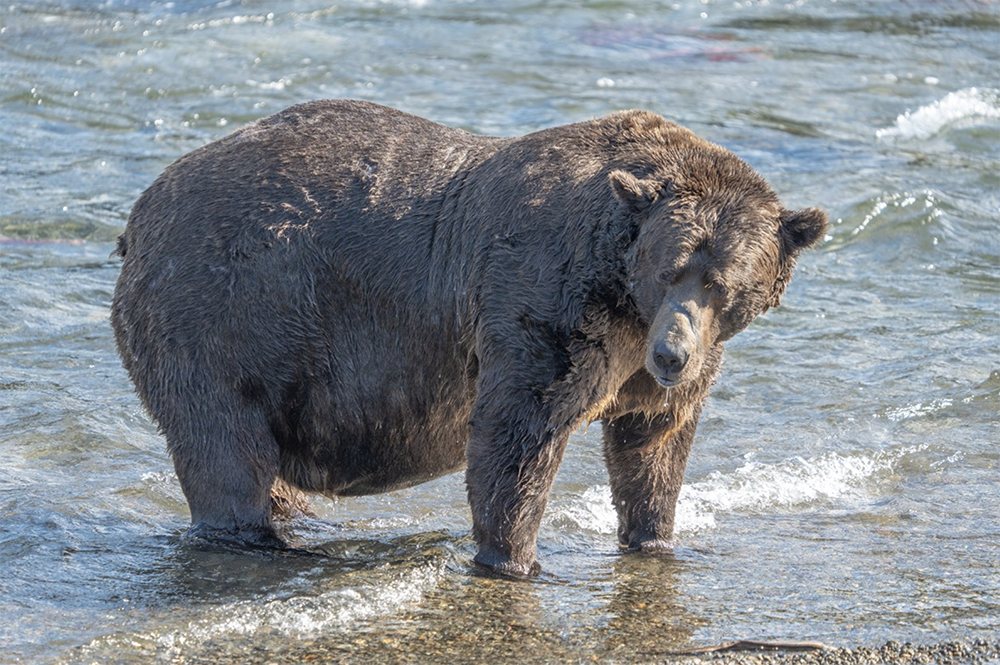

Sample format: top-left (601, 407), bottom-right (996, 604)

top-left (111, 100), bottom-right (826, 577)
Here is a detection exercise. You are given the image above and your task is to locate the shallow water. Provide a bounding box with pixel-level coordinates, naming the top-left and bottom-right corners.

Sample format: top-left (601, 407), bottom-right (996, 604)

top-left (1, 0), bottom-right (998, 663)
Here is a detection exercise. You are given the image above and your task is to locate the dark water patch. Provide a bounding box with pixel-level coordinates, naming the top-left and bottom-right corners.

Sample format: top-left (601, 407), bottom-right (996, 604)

top-left (580, 25), bottom-right (766, 62)
top-left (728, 109), bottom-right (826, 138)
top-left (721, 8), bottom-right (1000, 36)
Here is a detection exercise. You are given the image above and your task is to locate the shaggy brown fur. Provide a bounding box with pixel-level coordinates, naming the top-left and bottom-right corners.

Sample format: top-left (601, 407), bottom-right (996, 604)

top-left (111, 100), bottom-right (826, 576)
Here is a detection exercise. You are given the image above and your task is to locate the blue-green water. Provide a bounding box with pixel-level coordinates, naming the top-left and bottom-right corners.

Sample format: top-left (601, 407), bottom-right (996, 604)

top-left (1, 1), bottom-right (998, 663)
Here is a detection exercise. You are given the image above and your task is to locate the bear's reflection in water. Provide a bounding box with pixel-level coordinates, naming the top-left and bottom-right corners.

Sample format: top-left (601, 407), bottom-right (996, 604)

top-left (140, 528), bottom-right (703, 662)
top-left (117, 520), bottom-right (709, 663)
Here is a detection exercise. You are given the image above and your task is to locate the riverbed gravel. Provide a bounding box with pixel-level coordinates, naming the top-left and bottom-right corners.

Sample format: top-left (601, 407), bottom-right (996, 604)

top-left (682, 640), bottom-right (1000, 665)
top-left (94, 637), bottom-right (998, 665)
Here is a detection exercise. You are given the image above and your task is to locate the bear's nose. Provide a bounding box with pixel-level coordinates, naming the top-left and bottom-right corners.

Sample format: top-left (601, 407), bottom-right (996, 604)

top-left (653, 340), bottom-right (688, 378)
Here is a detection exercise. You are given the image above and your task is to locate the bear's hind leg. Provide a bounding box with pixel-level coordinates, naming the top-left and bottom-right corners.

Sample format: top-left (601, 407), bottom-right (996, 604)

top-left (163, 405), bottom-right (285, 549)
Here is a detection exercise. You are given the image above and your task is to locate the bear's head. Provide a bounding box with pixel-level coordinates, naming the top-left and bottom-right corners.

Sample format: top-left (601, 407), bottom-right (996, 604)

top-left (609, 144), bottom-right (827, 390)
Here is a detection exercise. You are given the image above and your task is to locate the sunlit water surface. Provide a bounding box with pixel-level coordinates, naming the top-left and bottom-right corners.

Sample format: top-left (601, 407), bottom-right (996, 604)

top-left (1, 1), bottom-right (998, 663)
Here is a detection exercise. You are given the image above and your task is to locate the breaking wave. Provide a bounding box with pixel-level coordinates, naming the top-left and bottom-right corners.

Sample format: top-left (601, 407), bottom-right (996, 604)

top-left (876, 87), bottom-right (1000, 141)
top-left (549, 447), bottom-right (920, 536)
top-left (67, 561), bottom-right (444, 663)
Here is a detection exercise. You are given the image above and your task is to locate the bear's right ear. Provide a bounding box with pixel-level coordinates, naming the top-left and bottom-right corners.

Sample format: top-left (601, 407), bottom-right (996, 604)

top-left (779, 206), bottom-right (828, 256)
top-left (609, 169), bottom-right (661, 214)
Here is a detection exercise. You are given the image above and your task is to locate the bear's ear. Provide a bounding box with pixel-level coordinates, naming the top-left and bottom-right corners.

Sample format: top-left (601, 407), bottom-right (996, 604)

top-left (778, 206), bottom-right (828, 256)
top-left (769, 206), bottom-right (827, 309)
top-left (609, 169), bottom-right (661, 214)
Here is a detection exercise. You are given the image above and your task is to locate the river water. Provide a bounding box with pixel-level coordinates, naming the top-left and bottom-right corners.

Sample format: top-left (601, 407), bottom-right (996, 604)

top-left (1, 1), bottom-right (998, 663)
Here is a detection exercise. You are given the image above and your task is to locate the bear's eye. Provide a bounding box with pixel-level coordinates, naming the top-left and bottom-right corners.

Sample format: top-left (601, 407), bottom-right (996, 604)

top-left (704, 270), bottom-right (726, 293)
top-left (705, 277), bottom-right (729, 300)
top-left (655, 270), bottom-right (674, 285)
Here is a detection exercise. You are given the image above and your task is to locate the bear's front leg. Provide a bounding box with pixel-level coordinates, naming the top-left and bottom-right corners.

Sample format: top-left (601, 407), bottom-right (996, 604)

top-left (602, 409), bottom-right (701, 551)
top-left (465, 384), bottom-right (573, 578)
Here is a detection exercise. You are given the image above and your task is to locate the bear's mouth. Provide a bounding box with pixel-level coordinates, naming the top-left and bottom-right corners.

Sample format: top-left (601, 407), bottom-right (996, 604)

top-left (653, 374), bottom-right (678, 388)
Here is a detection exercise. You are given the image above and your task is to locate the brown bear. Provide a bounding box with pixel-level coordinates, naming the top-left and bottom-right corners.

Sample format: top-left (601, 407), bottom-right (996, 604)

top-left (111, 100), bottom-right (826, 577)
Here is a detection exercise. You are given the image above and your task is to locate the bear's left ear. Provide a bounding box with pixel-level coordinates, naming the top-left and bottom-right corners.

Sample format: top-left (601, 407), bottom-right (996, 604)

top-left (769, 207), bottom-right (828, 309)
top-left (778, 206), bottom-right (828, 257)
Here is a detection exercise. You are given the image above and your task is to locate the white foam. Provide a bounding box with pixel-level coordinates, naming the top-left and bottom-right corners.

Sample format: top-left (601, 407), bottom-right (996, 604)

top-left (679, 451), bottom-right (891, 517)
top-left (556, 486), bottom-right (619, 535)
top-left (881, 398), bottom-right (954, 422)
top-left (246, 77), bottom-right (291, 91)
top-left (170, 564), bottom-right (439, 641)
top-left (876, 87), bottom-right (1000, 141)
top-left (74, 563), bottom-right (443, 660)
top-left (550, 448), bottom-right (912, 536)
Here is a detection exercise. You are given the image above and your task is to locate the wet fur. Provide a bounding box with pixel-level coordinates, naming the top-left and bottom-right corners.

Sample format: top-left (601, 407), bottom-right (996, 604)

top-left (111, 100), bottom-right (826, 576)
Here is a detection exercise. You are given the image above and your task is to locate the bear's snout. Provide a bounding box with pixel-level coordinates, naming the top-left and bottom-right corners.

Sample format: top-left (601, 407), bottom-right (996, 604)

top-left (643, 275), bottom-right (714, 388)
top-left (646, 326), bottom-right (699, 387)
top-left (650, 338), bottom-right (689, 386)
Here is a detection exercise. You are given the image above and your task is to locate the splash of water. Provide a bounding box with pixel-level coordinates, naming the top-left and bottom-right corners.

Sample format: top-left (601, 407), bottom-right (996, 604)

top-left (876, 87), bottom-right (1000, 141)
top-left (72, 562), bottom-right (445, 661)
top-left (549, 446), bottom-right (925, 536)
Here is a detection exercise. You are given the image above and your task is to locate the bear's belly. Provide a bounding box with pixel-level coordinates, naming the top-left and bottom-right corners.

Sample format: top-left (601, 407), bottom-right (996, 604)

top-left (267, 303), bottom-right (478, 497)
top-left (276, 390), bottom-right (474, 497)
top-left (332, 447), bottom-right (467, 496)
